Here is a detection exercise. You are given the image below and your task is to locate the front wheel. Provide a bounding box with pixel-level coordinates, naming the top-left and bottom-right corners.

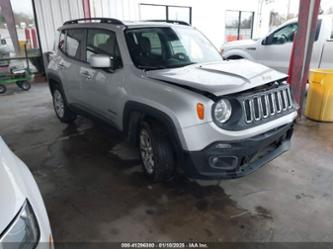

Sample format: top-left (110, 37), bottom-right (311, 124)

top-left (16, 81), bottom-right (31, 91)
top-left (52, 87), bottom-right (77, 123)
top-left (0, 84), bottom-right (6, 94)
top-left (139, 121), bottom-right (176, 182)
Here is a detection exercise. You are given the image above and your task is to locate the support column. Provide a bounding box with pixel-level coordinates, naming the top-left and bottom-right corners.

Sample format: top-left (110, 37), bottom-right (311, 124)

top-left (82, 0), bottom-right (91, 18)
top-left (288, 0), bottom-right (321, 114)
top-left (0, 0), bottom-right (20, 54)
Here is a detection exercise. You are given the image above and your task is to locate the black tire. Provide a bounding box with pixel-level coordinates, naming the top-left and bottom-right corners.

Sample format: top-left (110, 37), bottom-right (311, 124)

top-left (16, 81), bottom-right (31, 91)
top-left (52, 85), bottom-right (77, 123)
top-left (0, 84), bottom-right (6, 94)
top-left (139, 120), bottom-right (176, 182)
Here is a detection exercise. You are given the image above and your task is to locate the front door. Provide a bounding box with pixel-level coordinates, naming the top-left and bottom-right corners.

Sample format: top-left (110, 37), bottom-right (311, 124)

top-left (256, 21), bottom-right (323, 74)
top-left (256, 22), bottom-right (298, 74)
top-left (80, 28), bottom-right (124, 127)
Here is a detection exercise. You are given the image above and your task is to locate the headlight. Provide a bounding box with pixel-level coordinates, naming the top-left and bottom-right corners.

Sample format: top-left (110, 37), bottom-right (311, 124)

top-left (0, 200), bottom-right (40, 249)
top-left (213, 99), bottom-right (232, 124)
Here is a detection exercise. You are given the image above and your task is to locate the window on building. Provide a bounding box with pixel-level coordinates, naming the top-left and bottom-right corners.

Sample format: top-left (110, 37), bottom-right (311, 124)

top-left (86, 29), bottom-right (122, 67)
top-left (66, 29), bottom-right (84, 60)
top-left (225, 10), bottom-right (254, 42)
top-left (139, 4), bottom-right (192, 24)
top-left (168, 6), bottom-right (191, 24)
top-left (140, 4), bottom-right (167, 20)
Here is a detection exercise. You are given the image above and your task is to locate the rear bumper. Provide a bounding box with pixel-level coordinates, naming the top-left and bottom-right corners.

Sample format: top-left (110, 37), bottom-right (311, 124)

top-left (182, 123), bottom-right (294, 179)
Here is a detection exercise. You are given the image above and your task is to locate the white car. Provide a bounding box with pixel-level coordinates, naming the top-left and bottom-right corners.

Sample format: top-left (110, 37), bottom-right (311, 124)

top-left (0, 137), bottom-right (53, 248)
top-left (222, 15), bottom-right (333, 73)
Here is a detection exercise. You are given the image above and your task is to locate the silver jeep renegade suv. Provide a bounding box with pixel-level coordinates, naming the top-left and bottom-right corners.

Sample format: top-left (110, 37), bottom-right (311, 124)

top-left (47, 18), bottom-right (298, 181)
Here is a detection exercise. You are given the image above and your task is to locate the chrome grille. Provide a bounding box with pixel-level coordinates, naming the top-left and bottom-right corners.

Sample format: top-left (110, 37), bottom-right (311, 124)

top-left (243, 86), bottom-right (293, 124)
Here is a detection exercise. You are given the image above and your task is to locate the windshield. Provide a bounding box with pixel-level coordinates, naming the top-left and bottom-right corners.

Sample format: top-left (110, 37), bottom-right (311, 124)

top-left (125, 26), bottom-right (222, 70)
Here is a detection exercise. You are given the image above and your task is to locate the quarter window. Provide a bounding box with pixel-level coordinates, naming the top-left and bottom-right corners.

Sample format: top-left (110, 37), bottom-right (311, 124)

top-left (66, 29), bottom-right (84, 59)
top-left (58, 30), bottom-right (66, 53)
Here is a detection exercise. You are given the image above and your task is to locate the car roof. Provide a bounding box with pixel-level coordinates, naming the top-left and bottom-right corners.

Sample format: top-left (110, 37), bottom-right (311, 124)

top-left (60, 18), bottom-right (191, 30)
top-left (123, 21), bottom-right (191, 29)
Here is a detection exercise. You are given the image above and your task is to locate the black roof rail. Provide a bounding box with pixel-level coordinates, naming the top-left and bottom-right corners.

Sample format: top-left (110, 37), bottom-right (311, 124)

top-left (63, 18), bottom-right (124, 26)
top-left (144, 20), bottom-right (190, 26)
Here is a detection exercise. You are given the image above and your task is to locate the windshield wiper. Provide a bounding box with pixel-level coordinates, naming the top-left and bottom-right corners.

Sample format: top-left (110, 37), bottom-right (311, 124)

top-left (167, 62), bottom-right (196, 69)
top-left (138, 63), bottom-right (196, 70)
top-left (137, 65), bottom-right (167, 70)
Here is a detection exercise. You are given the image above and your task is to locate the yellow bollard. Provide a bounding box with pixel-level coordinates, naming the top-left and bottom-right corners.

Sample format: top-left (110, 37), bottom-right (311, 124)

top-left (305, 69), bottom-right (333, 122)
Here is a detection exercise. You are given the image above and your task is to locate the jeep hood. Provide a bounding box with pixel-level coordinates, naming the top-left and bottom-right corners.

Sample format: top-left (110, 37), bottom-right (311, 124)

top-left (146, 60), bottom-right (287, 97)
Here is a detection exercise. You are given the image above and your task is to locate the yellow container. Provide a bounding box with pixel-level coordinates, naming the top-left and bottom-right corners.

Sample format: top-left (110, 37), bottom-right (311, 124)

top-left (305, 69), bottom-right (333, 122)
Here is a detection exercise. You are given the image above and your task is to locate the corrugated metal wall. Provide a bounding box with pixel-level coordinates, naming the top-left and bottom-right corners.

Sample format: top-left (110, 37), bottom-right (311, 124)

top-left (34, 0), bottom-right (84, 52)
top-left (90, 0), bottom-right (138, 20)
top-left (34, 0), bottom-right (261, 52)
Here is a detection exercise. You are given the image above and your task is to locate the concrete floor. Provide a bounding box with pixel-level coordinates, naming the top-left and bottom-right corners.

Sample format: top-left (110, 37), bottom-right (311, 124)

top-left (1, 83), bottom-right (333, 242)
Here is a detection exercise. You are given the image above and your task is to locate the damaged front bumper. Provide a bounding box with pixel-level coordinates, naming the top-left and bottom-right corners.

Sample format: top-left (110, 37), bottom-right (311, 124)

top-left (182, 123), bottom-right (294, 179)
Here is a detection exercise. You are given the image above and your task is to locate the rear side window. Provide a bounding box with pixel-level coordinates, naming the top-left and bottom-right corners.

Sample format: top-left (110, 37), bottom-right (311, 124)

top-left (66, 29), bottom-right (85, 60)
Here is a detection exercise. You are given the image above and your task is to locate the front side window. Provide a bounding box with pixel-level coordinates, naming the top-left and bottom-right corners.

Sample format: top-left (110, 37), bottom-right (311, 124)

top-left (66, 29), bottom-right (84, 59)
top-left (271, 23), bottom-right (298, 44)
top-left (125, 27), bottom-right (222, 70)
top-left (141, 32), bottom-right (162, 55)
top-left (86, 29), bottom-right (122, 67)
top-left (268, 20), bottom-right (322, 45)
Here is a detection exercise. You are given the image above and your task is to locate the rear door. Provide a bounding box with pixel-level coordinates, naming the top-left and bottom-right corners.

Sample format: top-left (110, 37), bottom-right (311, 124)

top-left (58, 28), bottom-right (86, 105)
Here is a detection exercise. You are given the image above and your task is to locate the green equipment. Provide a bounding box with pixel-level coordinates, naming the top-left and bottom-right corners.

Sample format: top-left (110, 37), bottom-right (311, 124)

top-left (0, 43), bottom-right (34, 94)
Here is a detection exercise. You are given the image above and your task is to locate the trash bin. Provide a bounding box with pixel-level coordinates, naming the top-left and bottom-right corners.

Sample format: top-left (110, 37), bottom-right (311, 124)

top-left (305, 69), bottom-right (333, 122)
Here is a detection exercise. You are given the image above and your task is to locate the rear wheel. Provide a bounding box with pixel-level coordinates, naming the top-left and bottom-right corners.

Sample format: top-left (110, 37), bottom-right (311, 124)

top-left (139, 120), bottom-right (176, 182)
top-left (52, 86), bottom-right (76, 123)
top-left (0, 84), bottom-right (6, 94)
top-left (16, 81), bottom-right (31, 91)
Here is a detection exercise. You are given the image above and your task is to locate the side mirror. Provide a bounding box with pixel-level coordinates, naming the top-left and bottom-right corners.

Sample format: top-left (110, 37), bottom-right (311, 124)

top-left (262, 37), bottom-right (270, 45)
top-left (89, 54), bottom-right (114, 69)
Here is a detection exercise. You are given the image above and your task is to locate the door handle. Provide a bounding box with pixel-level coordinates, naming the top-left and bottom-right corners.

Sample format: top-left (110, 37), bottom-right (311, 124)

top-left (80, 71), bottom-right (93, 80)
